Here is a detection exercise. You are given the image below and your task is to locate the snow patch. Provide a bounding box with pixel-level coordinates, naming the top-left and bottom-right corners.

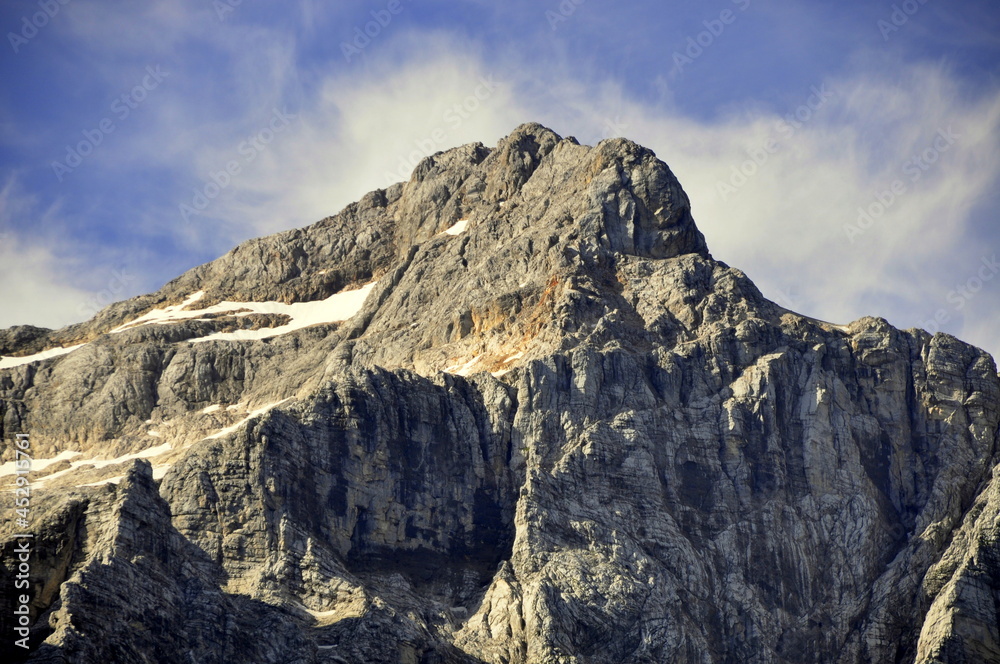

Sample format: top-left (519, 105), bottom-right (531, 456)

top-left (109, 283), bottom-right (374, 343)
top-left (0, 344), bottom-right (87, 370)
top-left (444, 355), bottom-right (482, 377)
top-left (79, 475), bottom-right (123, 487)
top-left (0, 450), bottom-right (82, 478)
top-left (189, 283), bottom-right (377, 344)
top-left (442, 218), bottom-right (469, 236)
top-left (487, 351), bottom-right (525, 377)
top-left (35, 443), bottom-right (173, 486)
top-left (75, 467), bottom-right (168, 487)
top-left (306, 609), bottom-right (340, 618)
top-left (201, 404), bottom-right (222, 414)
top-left (204, 399), bottom-right (290, 440)
top-left (110, 291), bottom-right (206, 333)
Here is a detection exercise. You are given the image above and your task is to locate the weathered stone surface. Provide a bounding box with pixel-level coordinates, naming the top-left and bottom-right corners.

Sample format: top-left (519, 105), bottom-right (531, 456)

top-left (2, 122), bottom-right (1000, 663)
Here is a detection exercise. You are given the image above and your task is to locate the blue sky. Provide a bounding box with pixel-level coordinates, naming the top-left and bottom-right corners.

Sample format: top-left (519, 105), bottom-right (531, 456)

top-left (2, 0), bottom-right (1000, 357)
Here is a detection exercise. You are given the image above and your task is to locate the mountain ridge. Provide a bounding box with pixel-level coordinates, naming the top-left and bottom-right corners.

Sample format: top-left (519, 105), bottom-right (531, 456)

top-left (2, 122), bottom-right (1000, 663)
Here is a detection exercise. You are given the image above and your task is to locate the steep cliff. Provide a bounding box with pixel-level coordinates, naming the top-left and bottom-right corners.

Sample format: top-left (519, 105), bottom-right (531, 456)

top-left (2, 123), bottom-right (999, 663)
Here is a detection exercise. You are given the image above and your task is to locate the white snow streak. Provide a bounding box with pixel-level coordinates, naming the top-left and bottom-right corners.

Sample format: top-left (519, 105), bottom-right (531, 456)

top-left (109, 282), bottom-right (375, 343)
top-left (203, 399), bottom-right (290, 440)
top-left (3, 283), bottom-right (375, 369)
top-left (0, 442), bottom-right (173, 486)
top-left (110, 291), bottom-right (206, 333)
top-left (444, 354), bottom-right (482, 376)
top-left (0, 450), bottom-right (81, 478)
top-left (0, 344), bottom-right (86, 370)
top-left (442, 218), bottom-right (469, 236)
top-left (190, 283), bottom-right (376, 343)
top-left (79, 475), bottom-right (123, 487)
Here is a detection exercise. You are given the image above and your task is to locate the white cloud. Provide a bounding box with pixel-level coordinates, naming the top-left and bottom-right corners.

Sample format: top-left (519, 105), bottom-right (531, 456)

top-left (0, 226), bottom-right (91, 330)
top-left (168, 31), bottom-right (530, 242)
top-left (0, 177), bottom-right (131, 329)
top-left (0, 243), bottom-right (90, 329)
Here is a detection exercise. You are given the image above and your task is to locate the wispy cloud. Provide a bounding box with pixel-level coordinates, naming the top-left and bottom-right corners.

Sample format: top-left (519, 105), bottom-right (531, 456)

top-left (171, 31), bottom-right (527, 241)
top-left (0, 177), bottom-right (92, 328)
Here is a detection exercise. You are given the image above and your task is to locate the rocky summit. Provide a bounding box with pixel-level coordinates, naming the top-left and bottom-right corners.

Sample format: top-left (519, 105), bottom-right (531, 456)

top-left (2, 122), bottom-right (1000, 663)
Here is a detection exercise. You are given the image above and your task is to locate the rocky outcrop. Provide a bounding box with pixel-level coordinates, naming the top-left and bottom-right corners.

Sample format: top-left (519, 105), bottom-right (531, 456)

top-left (2, 123), bottom-right (999, 663)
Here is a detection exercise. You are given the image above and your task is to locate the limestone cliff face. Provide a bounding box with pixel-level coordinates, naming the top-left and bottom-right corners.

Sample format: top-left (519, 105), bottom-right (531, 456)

top-left (2, 123), bottom-right (999, 663)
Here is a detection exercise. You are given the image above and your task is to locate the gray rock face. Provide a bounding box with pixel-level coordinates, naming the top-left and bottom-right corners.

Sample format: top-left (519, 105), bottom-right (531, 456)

top-left (2, 122), bottom-right (999, 663)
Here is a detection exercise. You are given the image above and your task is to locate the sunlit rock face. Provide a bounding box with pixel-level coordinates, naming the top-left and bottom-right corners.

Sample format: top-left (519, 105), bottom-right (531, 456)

top-left (2, 123), bottom-right (999, 664)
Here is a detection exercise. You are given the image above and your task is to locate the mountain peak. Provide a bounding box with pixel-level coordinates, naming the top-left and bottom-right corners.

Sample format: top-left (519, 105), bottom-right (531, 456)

top-left (398, 121), bottom-right (708, 261)
top-left (3, 123), bottom-right (711, 358)
top-left (5, 123), bottom-right (1000, 664)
